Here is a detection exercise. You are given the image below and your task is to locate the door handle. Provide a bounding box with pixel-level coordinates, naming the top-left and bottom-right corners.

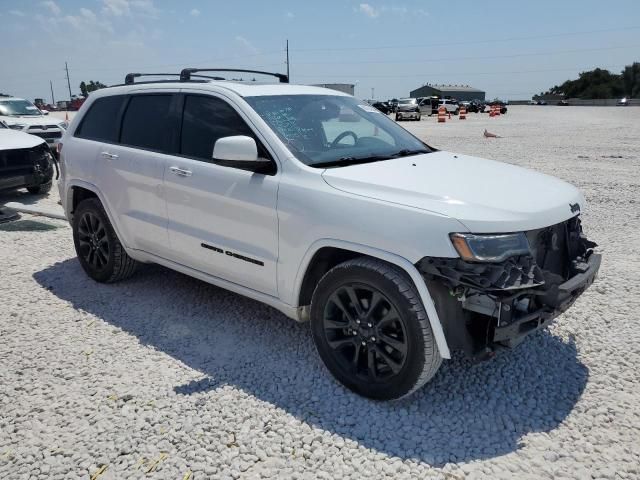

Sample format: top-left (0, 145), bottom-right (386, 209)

top-left (169, 166), bottom-right (192, 177)
top-left (100, 151), bottom-right (119, 160)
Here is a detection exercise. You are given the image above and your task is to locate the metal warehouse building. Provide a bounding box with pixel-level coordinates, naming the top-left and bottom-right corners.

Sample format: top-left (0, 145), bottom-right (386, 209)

top-left (409, 84), bottom-right (485, 102)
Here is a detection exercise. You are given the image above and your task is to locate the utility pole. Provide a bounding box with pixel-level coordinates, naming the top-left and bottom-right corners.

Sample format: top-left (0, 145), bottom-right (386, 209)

top-left (50, 80), bottom-right (55, 105)
top-left (371, 87), bottom-right (375, 100)
top-left (285, 39), bottom-right (290, 82)
top-left (65, 62), bottom-right (72, 101)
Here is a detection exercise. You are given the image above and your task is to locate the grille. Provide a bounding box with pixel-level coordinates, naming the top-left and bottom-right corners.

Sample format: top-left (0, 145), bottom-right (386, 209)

top-left (28, 125), bottom-right (59, 130)
top-left (32, 131), bottom-right (62, 140)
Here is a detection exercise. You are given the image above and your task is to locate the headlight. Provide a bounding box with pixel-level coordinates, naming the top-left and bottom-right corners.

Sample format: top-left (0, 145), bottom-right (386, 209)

top-left (58, 122), bottom-right (68, 130)
top-left (9, 123), bottom-right (27, 130)
top-left (450, 232), bottom-right (530, 262)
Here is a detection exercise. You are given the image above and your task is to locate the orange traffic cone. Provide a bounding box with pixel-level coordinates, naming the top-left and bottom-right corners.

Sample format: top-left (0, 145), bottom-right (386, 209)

top-left (494, 105), bottom-right (501, 117)
top-left (437, 106), bottom-right (446, 123)
top-left (459, 106), bottom-right (466, 119)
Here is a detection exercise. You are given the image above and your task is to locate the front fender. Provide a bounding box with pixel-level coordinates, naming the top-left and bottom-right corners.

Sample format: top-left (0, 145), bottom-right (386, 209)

top-left (293, 239), bottom-right (451, 359)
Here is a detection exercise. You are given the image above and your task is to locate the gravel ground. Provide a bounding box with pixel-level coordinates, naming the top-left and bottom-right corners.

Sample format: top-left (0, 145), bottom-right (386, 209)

top-left (1, 106), bottom-right (639, 479)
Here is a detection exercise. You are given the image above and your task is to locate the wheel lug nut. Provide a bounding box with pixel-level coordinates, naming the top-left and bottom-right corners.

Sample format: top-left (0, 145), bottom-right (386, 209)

top-left (371, 337), bottom-right (376, 342)
top-left (356, 320), bottom-right (360, 324)
top-left (361, 341), bottom-right (366, 346)
top-left (367, 323), bottom-right (372, 328)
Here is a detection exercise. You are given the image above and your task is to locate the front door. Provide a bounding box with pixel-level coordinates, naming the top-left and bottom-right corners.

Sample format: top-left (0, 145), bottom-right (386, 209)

top-left (163, 93), bottom-right (279, 296)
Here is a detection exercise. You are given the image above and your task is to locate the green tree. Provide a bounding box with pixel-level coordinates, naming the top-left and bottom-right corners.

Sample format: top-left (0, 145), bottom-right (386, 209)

top-left (79, 80), bottom-right (107, 97)
top-left (621, 62), bottom-right (640, 98)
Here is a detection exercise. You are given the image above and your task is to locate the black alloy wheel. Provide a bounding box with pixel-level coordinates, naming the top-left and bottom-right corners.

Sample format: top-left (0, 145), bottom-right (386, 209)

top-left (322, 284), bottom-right (408, 381)
top-left (77, 211), bottom-right (110, 271)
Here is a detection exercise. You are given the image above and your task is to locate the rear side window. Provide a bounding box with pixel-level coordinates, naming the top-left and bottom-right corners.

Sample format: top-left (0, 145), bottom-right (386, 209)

top-left (75, 96), bottom-right (125, 142)
top-left (180, 95), bottom-right (256, 161)
top-left (120, 95), bottom-right (174, 152)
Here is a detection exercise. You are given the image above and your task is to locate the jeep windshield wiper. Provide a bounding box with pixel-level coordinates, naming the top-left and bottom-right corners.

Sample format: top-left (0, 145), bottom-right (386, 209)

top-left (313, 155), bottom-right (394, 168)
top-left (391, 148), bottom-right (431, 158)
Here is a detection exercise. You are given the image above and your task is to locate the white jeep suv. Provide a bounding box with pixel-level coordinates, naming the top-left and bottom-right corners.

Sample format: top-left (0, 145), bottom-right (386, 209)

top-left (58, 69), bottom-right (600, 400)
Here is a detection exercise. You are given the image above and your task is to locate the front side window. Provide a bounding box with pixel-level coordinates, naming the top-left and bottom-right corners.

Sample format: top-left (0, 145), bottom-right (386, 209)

top-left (180, 95), bottom-right (256, 161)
top-left (245, 95), bottom-right (430, 167)
top-left (75, 96), bottom-right (125, 142)
top-left (0, 99), bottom-right (42, 116)
top-left (120, 95), bottom-right (173, 152)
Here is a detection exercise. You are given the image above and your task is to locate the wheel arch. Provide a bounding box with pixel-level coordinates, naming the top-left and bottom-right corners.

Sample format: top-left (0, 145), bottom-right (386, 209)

top-left (66, 180), bottom-right (133, 255)
top-left (294, 239), bottom-right (451, 359)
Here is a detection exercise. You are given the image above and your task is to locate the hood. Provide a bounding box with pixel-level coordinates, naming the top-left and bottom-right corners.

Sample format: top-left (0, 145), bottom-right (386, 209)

top-left (0, 129), bottom-right (47, 150)
top-left (321, 151), bottom-right (583, 233)
top-left (0, 115), bottom-right (56, 127)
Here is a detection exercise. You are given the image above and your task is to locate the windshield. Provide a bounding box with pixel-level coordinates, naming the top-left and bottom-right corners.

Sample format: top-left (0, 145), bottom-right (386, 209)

top-left (0, 99), bottom-right (43, 116)
top-left (245, 95), bottom-right (431, 167)
top-left (398, 99), bottom-right (417, 105)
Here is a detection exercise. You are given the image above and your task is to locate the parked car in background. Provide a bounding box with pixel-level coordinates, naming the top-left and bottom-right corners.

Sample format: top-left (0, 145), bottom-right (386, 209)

top-left (616, 97), bottom-right (629, 106)
top-left (557, 100), bottom-right (570, 106)
top-left (395, 98), bottom-right (421, 121)
top-left (467, 100), bottom-right (484, 113)
top-left (371, 101), bottom-right (393, 115)
top-left (0, 97), bottom-right (67, 154)
top-left (528, 100), bottom-right (537, 105)
top-left (0, 119), bottom-right (55, 194)
top-left (59, 70), bottom-right (601, 400)
top-left (536, 100), bottom-right (548, 105)
top-left (487, 101), bottom-right (508, 114)
top-left (438, 99), bottom-right (460, 115)
top-left (418, 96), bottom-right (439, 115)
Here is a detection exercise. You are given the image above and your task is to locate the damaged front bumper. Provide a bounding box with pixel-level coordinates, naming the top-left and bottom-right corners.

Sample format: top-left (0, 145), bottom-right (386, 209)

top-left (417, 216), bottom-right (601, 359)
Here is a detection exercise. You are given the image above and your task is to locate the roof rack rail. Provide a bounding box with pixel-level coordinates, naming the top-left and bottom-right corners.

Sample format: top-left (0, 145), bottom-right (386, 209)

top-left (124, 72), bottom-right (226, 84)
top-left (179, 68), bottom-right (289, 83)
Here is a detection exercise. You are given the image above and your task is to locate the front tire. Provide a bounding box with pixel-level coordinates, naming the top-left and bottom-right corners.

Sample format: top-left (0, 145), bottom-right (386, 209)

top-left (310, 257), bottom-right (442, 400)
top-left (72, 198), bottom-right (138, 283)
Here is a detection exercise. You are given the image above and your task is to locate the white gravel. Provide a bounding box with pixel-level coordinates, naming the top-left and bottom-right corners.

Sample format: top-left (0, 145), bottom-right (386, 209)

top-left (1, 106), bottom-right (639, 479)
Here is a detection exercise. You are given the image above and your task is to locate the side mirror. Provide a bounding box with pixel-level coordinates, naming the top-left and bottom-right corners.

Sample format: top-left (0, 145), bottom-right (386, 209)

top-left (212, 135), bottom-right (274, 174)
top-left (213, 135), bottom-right (258, 162)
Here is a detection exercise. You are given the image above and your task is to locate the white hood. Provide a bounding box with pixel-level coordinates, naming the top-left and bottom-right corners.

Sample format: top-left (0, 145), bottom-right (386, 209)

top-left (0, 129), bottom-right (47, 150)
top-left (0, 115), bottom-right (57, 127)
top-left (321, 151), bottom-right (584, 233)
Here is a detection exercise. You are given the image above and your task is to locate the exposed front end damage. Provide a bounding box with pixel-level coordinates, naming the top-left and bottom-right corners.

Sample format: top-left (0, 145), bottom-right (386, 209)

top-left (417, 216), bottom-right (601, 360)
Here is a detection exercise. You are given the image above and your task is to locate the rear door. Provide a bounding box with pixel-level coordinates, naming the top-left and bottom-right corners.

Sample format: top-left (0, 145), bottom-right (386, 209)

top-left (163, 92), bottom-right (280, 296)
top-left (93, 92), bottom-right (178, 256)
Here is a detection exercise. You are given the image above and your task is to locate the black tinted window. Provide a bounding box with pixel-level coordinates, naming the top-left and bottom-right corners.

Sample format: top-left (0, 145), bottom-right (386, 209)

top-left (181, 95), bottom-right (255, 160)
top-left (76, 96), bottom-right (124, 142)
top-left (121, 95), bottom-right (173, 152)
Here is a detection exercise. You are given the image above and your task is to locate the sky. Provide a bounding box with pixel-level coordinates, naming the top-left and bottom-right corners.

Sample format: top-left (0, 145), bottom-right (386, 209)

top-left (1, 0), bottom-right (639, 103)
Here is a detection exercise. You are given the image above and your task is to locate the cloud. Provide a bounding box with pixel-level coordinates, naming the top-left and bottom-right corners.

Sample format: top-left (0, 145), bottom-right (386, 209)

top-left (40, 1), bottom-right (61, 16)
top-left (9, 10), bottom-right (25, 16)
top-left (356, 4), bottom-right (428, 19)
top-left (190, 8), bottom-right (200, 17)
top-left (102, 0), bottom-right (159, 18)
top-left (358, 3), bottom-right (379, 18)
top-left (235, 35), bottom-right (259, 55)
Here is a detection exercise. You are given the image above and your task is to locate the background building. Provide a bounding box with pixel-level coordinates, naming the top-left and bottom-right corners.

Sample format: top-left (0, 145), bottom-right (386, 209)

top-left (312, 83), bottom-right (355, 95)
top-left (409, 84), bottom-right (485, 101)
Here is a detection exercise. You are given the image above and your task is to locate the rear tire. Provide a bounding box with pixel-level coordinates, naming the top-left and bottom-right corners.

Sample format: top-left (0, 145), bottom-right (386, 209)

top-left (27, 181), bottom-right (52, 195)
top-left (72, 198), bottom-right (138, 283)
top-left (310, 257), bottom-right (442, 400)
top-left (395, 115), bottom-right (401, 121)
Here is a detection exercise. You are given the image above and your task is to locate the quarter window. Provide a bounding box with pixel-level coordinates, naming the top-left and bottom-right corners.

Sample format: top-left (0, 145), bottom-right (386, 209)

top-left (180, 95), bottom-right (258, 161)
top-left (75, 96), bottom-right (125, 142)
top-left (120, 95), bottom-right (174, 152)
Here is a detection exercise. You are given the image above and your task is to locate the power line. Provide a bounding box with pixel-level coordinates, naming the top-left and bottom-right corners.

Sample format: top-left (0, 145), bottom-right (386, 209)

top-left (290, 25), bottom-right (640, 52)
top-left (293, 64), bottom-right (628, 79)
top-left (292, 45), bottom-right (639, 66)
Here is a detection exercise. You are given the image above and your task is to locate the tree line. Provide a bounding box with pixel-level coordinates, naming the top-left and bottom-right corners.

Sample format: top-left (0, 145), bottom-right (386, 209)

top-left (542, 62), bottom-right (639, 99)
